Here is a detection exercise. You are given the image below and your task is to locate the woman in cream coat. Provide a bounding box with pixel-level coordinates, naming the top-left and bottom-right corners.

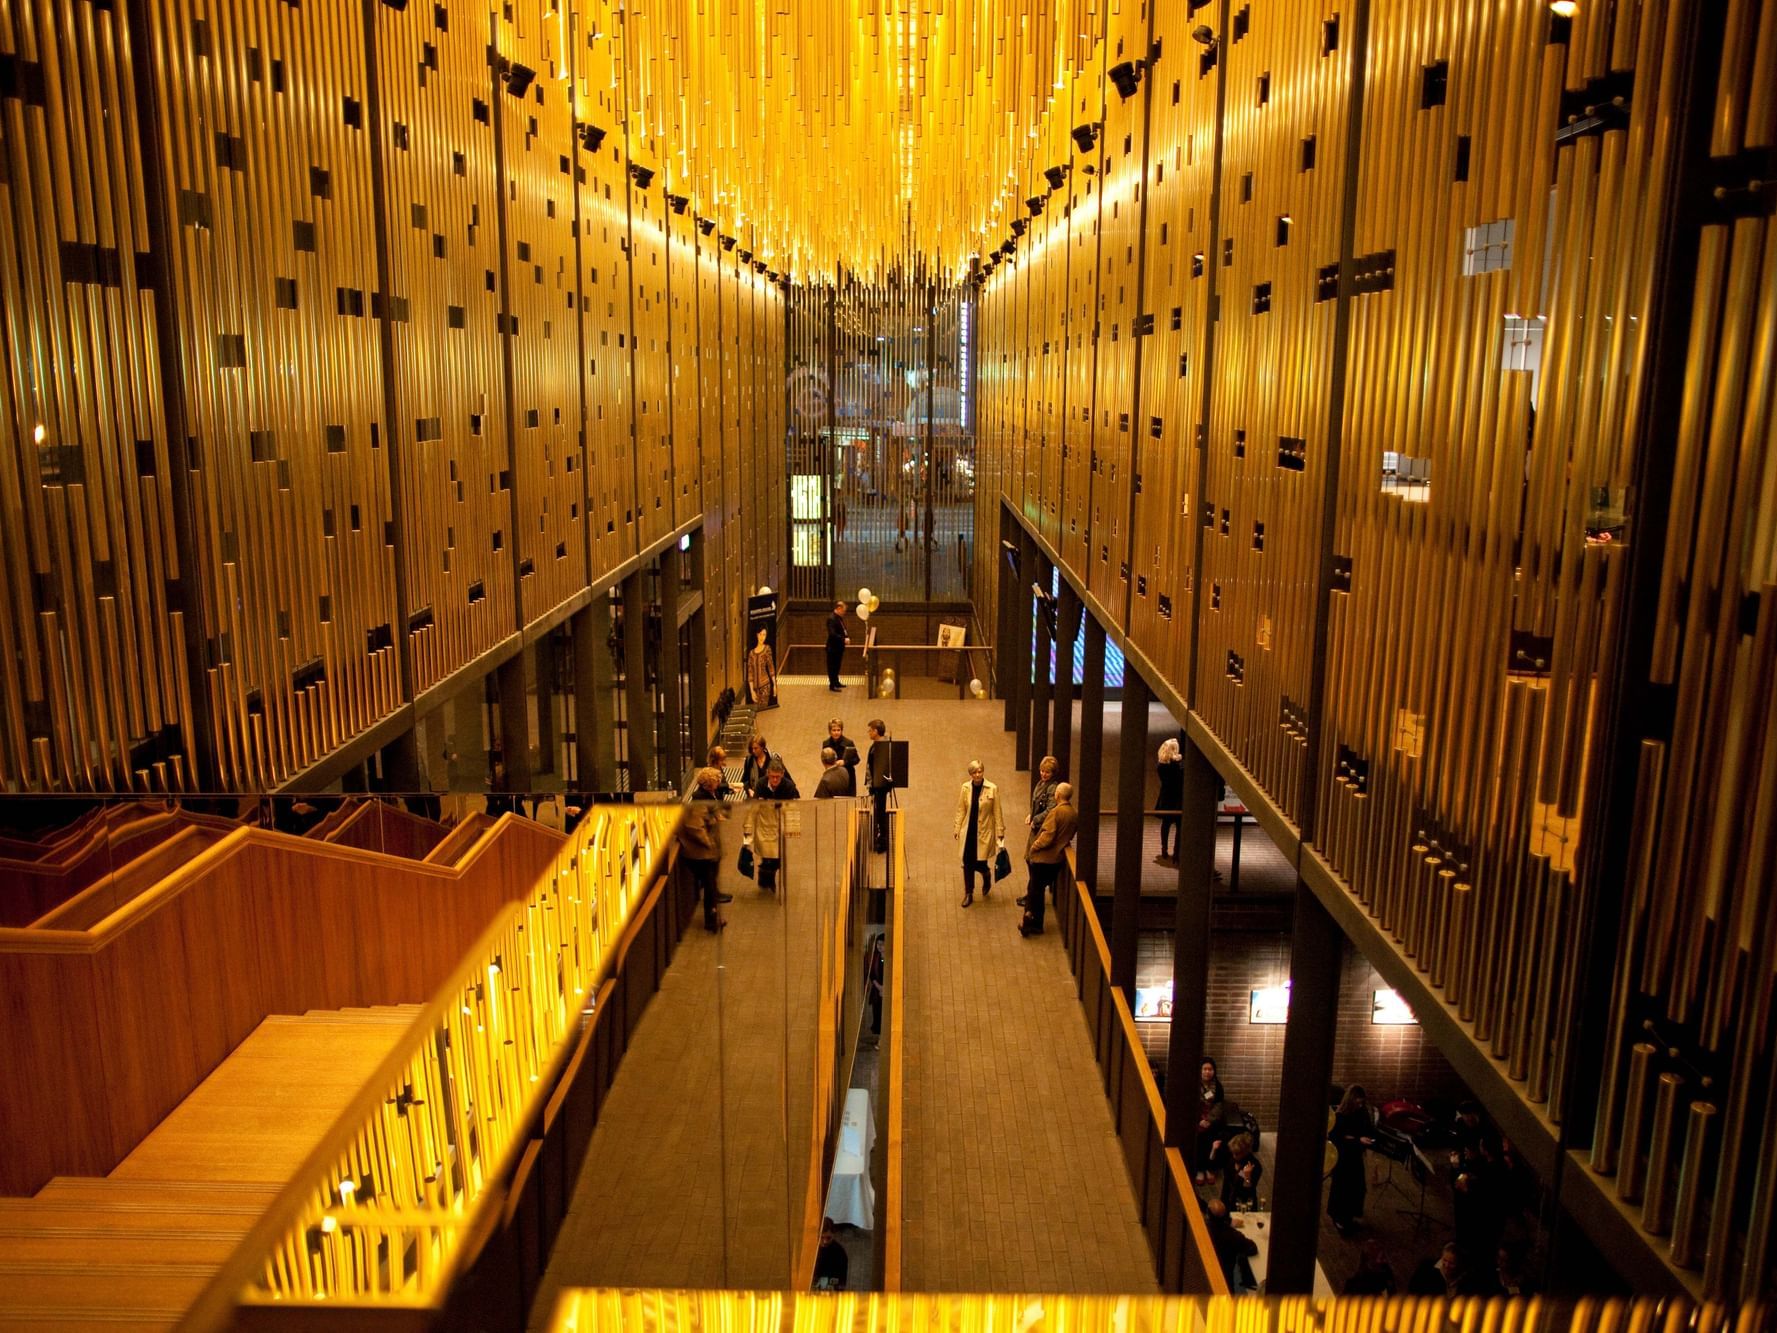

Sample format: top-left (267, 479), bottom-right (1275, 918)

top-left (953, 759), bottom-right (1006, 907)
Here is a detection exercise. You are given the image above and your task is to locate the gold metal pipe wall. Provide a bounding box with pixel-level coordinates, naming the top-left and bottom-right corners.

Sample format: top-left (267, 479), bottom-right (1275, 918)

top-left (0, 0), bottom-right (786, 793)
top-left (977, 0), bottom-right (1777, 1299)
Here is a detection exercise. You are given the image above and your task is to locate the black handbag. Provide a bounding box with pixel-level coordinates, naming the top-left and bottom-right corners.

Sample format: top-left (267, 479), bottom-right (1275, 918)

top-left (738, 845), bottom-right (755, 878)
top-left (993, 847), bottom-right (1013, 882)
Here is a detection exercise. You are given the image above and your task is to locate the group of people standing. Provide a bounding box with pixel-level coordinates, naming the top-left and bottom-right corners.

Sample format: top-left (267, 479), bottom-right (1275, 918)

top-left (951, 754), bottom-right (1078, 936)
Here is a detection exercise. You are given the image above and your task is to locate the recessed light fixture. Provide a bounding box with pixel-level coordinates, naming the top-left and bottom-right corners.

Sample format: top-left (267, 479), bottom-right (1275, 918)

top-left (1549, 0), bottom-right (1577, 14)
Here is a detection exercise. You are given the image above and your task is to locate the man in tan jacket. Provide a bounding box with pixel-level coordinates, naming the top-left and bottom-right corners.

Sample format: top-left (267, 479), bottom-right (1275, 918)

top-left (1021, 782), bottom-right (1076, 936)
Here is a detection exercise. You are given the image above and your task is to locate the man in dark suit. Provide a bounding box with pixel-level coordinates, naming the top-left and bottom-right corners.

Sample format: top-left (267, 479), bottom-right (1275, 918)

top-left (814, 747), bottom-right (851, 799)
top-left (865, 718), bottom-right (892, 851)
top-left (1021, 782), bottom-right (1077, 936)
top-left (825, 600), bottom-right (849, 691)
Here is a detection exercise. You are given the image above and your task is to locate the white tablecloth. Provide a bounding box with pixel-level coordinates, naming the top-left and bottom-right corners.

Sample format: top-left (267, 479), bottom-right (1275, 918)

top-left (1234, 1211), bottom-right (1333, 1296)
top-left (824, 1088), bottom-right (876, 1229)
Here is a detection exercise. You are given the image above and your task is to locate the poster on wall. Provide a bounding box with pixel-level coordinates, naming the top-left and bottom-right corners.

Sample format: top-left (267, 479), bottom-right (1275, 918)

top-left (745, 591), bottom-right (780, 709)
top-left (1249, 983), bottom-right (1291, 1024)
top-left (936, 622), bottom-right (967, 682)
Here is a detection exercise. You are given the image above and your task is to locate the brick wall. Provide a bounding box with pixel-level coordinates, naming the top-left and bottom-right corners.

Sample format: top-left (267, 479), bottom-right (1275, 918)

top-left (1134, 930), bottom-right (1468, 1131)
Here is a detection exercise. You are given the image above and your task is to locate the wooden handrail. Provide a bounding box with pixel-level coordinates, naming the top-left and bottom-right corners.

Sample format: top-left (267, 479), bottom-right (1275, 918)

top-left (1063, 848), bottom-right (1228, 1296)
top-left (0, 814), bottom-right (520, 955)
top-left (882, 814), bottom-right (907, 1291)
top-left (183, 805), bottom-right (682, 1329)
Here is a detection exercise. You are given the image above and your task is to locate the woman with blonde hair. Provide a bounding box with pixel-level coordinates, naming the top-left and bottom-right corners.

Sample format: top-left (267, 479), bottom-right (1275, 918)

top-left (1156, 736), bottom-right (1185, 864)
top-left (953, 759), bottom-right (1006, 907)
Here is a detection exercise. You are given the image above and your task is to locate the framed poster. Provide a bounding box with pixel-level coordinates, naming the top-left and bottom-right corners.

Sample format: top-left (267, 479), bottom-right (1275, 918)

top-left (936, 622), bottom-right (967, 681)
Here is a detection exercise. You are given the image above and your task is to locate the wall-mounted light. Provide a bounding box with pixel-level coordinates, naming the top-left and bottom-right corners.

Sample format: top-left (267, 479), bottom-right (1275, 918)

top-left (667, 193), bottom-right (689, 214)
top-left (576, 124), bottom-right (608, 153)
top-left (1108, 59), bottom-right (1145, 101)
top-left (1071, 122), bottom-right (1099, 154)
top-left (500, 60), bottom-right (536, 99)
top-left (696, 217), bottom-right (715, 236)
top-left (628, 162), bottom-right (655, 189)
top-left (1043, 163), bottom-right (1071, 191)
top-left (1026, 195), bottom-right (1046, 217)
top-left (1191, 24), bottom-right (1218, 50)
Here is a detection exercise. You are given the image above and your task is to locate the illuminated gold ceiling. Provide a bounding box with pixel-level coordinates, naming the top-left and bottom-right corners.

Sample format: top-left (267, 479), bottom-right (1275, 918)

top-left (586, 0), bottom-right (1110, 281)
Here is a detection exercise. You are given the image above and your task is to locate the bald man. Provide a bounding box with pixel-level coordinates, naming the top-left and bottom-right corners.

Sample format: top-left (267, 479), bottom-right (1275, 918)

top-left (1021, 782), bottom-right (1077, 936)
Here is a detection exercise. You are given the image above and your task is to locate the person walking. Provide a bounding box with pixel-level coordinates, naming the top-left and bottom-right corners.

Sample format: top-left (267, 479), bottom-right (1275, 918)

top-left (681, 768), bottom-right (733, 931)
top-left (814, 747), bottom-right (850, 799)
top-left (744, 760), bottom-right (800, 892)
top-left (866, 719), bottom-right (892, 852)
top-left (1021, 782), bottom-right (1077, 935)
top-left (1018, 755), bottom-right (1059, 907)
top-left (1155, 737), bottom-right (1184, 864)
top-left (952, 759), bottom-right (1005, 907)
top-left (1327, 1084), bottom-right (1376, 1234)
top-left (825, 600), bottom-right (850, 691)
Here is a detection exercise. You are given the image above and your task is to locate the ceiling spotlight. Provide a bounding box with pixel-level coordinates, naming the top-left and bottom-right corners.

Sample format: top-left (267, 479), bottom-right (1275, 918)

top-left (720, 234), bottom-right (737, 251)
top-left (577, 124), bottom-right (607, 153)
top-left (667, 193), bottom-right (689, 214)
top-left (696, 216), bottom-right (715, 236)
top-left (1010, 218), bottom-right (1027, 237)
top-left (1026, 195), bottom-right (1045, 216)
top-left (1191, 24), bottom-right (1217, 47)
top-left (501, 60), bottom-right (537, 98)
top-left (1043, 163), bottom-right (1070, 190)
top-left (738, 248), bottom-right (753, 263)
top-left (1549, 0), bottom-right (1577, 13)
top-left (1108, 59), bottom-right (1145, 100)
top-left (628, 162), bottom-right (655, 189)
top-left (752, 260), bottom-right (767, 274)
top-left (1071, 122), bottom-right (1099, 154)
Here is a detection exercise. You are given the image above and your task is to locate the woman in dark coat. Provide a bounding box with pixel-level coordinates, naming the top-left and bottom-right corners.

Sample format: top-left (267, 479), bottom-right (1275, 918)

top-left (1155, 737), bottom-right (1185, 863)
top-left (1327, 1084), bottom-right (1375, 1234)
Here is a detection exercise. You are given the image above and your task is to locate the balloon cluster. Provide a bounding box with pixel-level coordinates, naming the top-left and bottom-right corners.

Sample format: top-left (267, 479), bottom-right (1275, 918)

top-left (855, 586), bottom-right (881, 620)
top-left (969, 678), bottom-right (987, 699)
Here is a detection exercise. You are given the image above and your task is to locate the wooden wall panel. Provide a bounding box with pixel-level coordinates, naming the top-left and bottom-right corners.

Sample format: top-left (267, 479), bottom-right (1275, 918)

top-left (0, 0), bottom-right (194, 792)
top-left (571, 14), bottom-right (638, 581)
top-left (627, 189), bottom-right (674, 551)
top-left (1127, 4), bottom-right (1218, 689)
top-left (495, 0), bottom-right (586, 626)
top-left (667, 205), bottom-right (702, 530)
top-left (371, 0), bottom-right (513, 692)
top-left (1084, 0), bottom-right (1152, 620)
top-left (143, 0), bottom-right (399, 787)
top-left (1195, 0), bottom-right (1352, 820)
top-left (1060, 64), bottom-right (1106, 574)
top-left (696, 239), bottom-right (732, 697)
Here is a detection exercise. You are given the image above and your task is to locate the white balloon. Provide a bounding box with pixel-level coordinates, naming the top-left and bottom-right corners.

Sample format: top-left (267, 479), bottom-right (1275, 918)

top-left (857, 586), bottom-right (872, 604)
top-left (969, 677), bottom-right (984, 695)
top-left (757, 585), bottom-right (772, 596)
top-left (857, 602), bottom-right (871, 621)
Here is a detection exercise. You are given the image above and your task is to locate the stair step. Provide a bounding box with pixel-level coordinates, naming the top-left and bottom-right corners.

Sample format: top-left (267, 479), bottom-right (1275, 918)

top-left (111, 1011), bottom-right (411, 1183)
top-left (0, 1261), bottom-right (214, 1308)
top-left (34, 1177), bottom-right (276, 1206)
top-left (0, 1203), bottom-right (260, 1233)
top-left (5, 1232), bottom-right (241, 1264)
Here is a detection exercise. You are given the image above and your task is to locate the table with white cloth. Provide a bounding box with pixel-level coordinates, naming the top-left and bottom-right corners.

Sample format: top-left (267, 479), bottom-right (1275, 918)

top-left (1231, 1211), bottom-right (1333, 1295)
top-left (823, 1087), bottom-right (876, 1229)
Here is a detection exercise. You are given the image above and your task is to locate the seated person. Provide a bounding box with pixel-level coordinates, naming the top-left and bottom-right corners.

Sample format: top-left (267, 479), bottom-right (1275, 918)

top-left (1220, 1131), bottom-right (1263, 1211)
top-left (1408, 1242), bottom-right (1463, 1297)
top-left (812, 1218), bottom-right (848, 1291)
top-left (1344, 1239), bottom-right (1397, 1295)
top-left (1204, 1199), bottom-right (1257, 1291)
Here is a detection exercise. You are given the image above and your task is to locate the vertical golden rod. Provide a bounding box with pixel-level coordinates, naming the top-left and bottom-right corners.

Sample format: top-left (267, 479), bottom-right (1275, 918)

top-left (1642, 1070), bottom-right (1686, 1234)
top-left (1670, 1099), bottom-right (1718, 1269)
top-left (1617, 1040), bottom-right (1659, 1203)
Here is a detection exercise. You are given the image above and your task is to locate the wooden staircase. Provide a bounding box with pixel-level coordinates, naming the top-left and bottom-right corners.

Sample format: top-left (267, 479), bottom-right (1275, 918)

top-left (0, 1005), bottom-right (422, 1330)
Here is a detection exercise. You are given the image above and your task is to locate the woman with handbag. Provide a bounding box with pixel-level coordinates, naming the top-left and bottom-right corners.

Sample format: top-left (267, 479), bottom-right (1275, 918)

top-left (743, 759), bottom-right (800, 892)
top-left (1019, 755), bottom-right (1059, 908)
top-left (952, 759), bottom-right (1005, 908)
